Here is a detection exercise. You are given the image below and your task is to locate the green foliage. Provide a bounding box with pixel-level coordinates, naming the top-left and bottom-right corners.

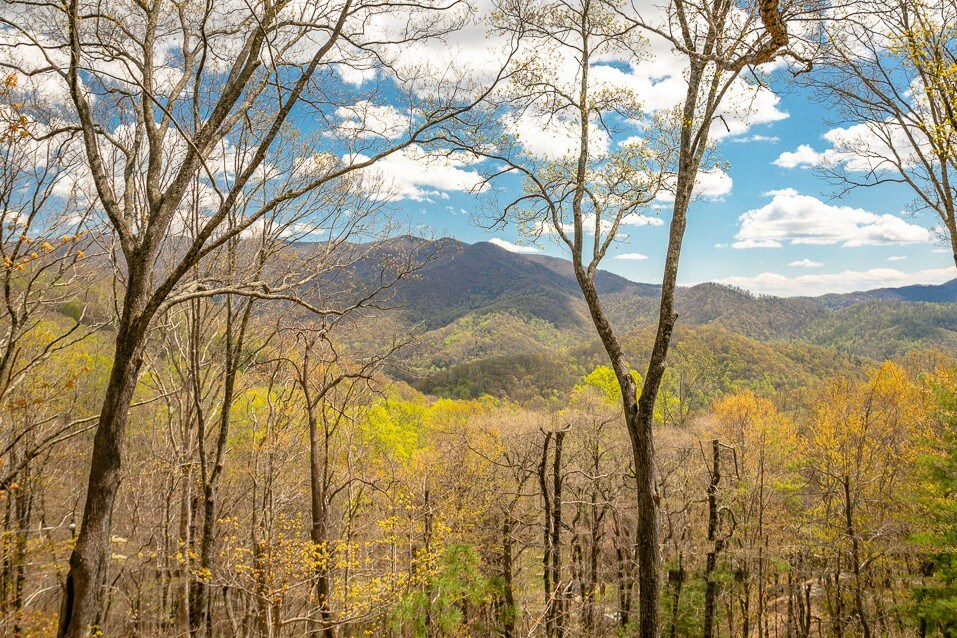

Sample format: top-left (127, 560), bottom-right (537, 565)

top-left (806, 301), bottom-right (957, 360)
top-left (660, 569), bottom-right (705, 638)
top-left (576, 365), bottom-right (641, 405)
top-left (912, 370), bottom-right (957, 635)
top-left (392, 543), bottom-right (492, 637)
top-left (417, 351), bottom-right (586, 403)
top-left (360, 397), bottom-right (427, 461)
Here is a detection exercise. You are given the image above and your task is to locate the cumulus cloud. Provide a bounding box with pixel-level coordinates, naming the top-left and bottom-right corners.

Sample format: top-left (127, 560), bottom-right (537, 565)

top-left (488, 237), bottom-right (541, 254)
top-left (710, 79), bottom-right (789, 141)
top-left (774, 120), bottom-right (929, 173)
top-left (589, 53), bottom-right (788, 141)
top-left (620, 214), bottom-right (664, 227)
top-left (733, 189), bottom-right (930, 248)
top-left (716, 267), bottom-right (957, 297)
top-left (347, 144), bottom-right (485, 202)
top-left (691, 169), bottom-right (734, 200)
top-left (773, 144), bottom-right (828, 169)
top-left (505, 111), bottom-right (610, 160)
top-left (336, 102), bottom-right (408, 140)
top-left (615, 252), bottom-right (648, 260)
top-left (789, 259), bottom-right (822, 267)
top-left (657, 169), bottom-right (734, 203)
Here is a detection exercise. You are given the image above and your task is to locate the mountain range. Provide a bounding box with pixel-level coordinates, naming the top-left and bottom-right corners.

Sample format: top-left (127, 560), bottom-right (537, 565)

top-left (353, 237), bottom-right (957, 398)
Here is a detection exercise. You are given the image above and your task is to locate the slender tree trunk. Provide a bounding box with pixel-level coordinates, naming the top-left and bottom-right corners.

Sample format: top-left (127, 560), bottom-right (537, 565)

top-left (843, 475), bottom-right (871, 638)
top-left (538, 432), bottom-right (554, 636)
top-left (501, 513), bottom-right (515, 638)
top-left (704, 440), bottom-right (723, 638)
top-left (551, 430), bottom-right (565, 638)
top-left (613, 514), bottom-right (634, 630)
top-left (192, 296), bottom-right (253, 636)
top-left (58, 285), bottom-right (150, 638)
top-left (309, 406), bottom-right (335, 638)
top-left (667, 558), bottom-right (684, 638)
top-left (177, 464), bottom-right (194, 630)
top-left (584, 495), bottom-right (601, 636)
top-left (10, 466), bottom-right (32, 638)
top-left (573, 271), bottom-right (660, 638)
top-left (631, 364), bottom-right (661, 638)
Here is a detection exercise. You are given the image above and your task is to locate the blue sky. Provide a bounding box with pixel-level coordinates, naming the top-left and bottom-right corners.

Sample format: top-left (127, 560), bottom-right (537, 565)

top-left (381, 76), bottom-right (956, 297)
top-left (7, 0), bottom-right (952, 297)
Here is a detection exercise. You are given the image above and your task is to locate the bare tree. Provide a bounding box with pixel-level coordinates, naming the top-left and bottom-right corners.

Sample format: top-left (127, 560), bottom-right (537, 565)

top-left (289, 324), bottom-right (408, 636)
top-left (801, 0), bottom-right (957, 267)
top-left (437, 0), bottom-right (808, 633)
top-left (0, 0), bottom-right (517, 633)
top-left (0, 77), bottom-right (103, 493)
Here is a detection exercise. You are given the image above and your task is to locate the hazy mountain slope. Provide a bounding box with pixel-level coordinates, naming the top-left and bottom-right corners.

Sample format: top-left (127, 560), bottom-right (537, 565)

top-left (384, 239), bottom-right (593, 329)
top-left (815, 279), bottom-right (957, 309)
top-left (372, 239), bottom-right (956, 366)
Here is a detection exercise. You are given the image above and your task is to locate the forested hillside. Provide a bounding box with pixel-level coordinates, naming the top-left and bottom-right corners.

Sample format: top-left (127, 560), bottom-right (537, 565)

top-left (370, 239), bottom-right (957, 394)
top-left (0, 233), bottom-right (953, 638)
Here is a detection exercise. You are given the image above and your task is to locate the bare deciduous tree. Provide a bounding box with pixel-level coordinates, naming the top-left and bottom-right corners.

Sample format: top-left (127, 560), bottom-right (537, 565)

top-left (802, 0), bottom-right (957, 267)
top-left (0, 0), bottom-right (514, 632)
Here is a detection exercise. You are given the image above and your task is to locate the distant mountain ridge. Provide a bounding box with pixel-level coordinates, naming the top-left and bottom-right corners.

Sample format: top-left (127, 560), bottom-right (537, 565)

top-left (355, 237), bottom-right (957, 371)
top-left (813, 278), bottom-right (957, 308)
top-left (378, 235), bottom-right (957, 311)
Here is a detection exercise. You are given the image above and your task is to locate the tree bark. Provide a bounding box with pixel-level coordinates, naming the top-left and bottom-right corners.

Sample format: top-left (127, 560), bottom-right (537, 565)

top-left (703, 440), bottom-right (723, 638)
top-left (57, 290), bottom-right (149, 638)
top-left (501, 513), bottom-right (516, 638)
top-left (309, 405), bottom-right (335, 638)
top-left (844, 474), bottom-right (871, 638)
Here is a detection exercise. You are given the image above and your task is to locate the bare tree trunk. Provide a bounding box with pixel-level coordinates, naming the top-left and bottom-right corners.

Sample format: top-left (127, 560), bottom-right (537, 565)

top-left (613, 513), bottom-right (635, 630)
top-left (58, 284), bottom-right (150, 638)
top-left (704, 439), bottom-right (723, 638)
top-left (191, 295), bottom-right (254, 636)
top-left (574, 267), bottom-right (659, 638)
top-left (309, 404), bottom-right (334, 638)
top-left (551, 431), bottom-right (565, 638)
top-left (843, 475), bottom-right (871, 638)
top-left (538, 431), bottom-right (557, 637)
top-left (667, 558), bottom-right (684, 638)
top-left (501, 513), bottom-right (516, 638)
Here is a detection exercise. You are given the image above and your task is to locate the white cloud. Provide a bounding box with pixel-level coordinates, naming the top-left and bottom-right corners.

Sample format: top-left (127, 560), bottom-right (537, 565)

top-left (347, 144), bottom-right (485, 202)
top-left (692, 169), bottom-right (734, 200)
top-left (710, 81), bottom-right (789, 141)
top-left (774, 120), bottom-right (930, 173)
top-left (505, 110), bottom-right (610, 160)
top-left (488, 237), bottom-right (541, 254)
top-left (657, 169), bottom-right (733, 203)
top-left (729, 134), bottom-right (780, 143)
top-left (789, 259), bottom-right (822, 267)
top-left (716, 267), bottom-right (957, 297)
top-left (773, 144), bottom-right (828, 169)
top-left (615, 252), bottom-right (648, 260)
top-left (335, 102), bottom-right (408, 140)
top-left (733, 189), bottom-right (930, 248)
top-left (620, 214), bottom-right (664, 227)
top-left (335, 63), bottom-right (378, 87)
top-left (887, 255), bottom-right (907, 261)
top-left (589, 53), bottom-right (788, 141)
